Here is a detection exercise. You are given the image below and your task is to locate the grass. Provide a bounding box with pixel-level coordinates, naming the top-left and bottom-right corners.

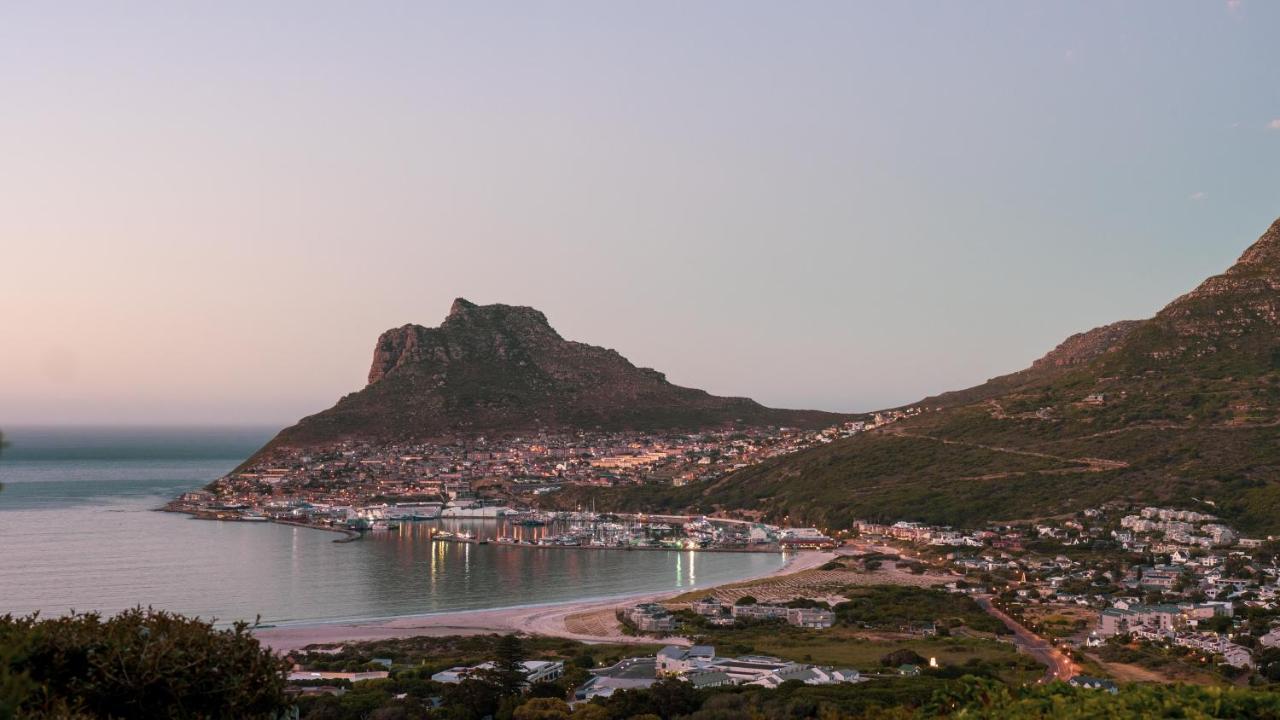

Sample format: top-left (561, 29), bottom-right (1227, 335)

top-left (293, 634), bottom-right (664, 673)
top-left (683, 624), bottom-right (1040, 684)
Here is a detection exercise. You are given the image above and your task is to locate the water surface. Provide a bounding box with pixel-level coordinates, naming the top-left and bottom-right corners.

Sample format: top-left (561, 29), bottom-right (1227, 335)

top-left (0, 426), bottom-right (783, 625)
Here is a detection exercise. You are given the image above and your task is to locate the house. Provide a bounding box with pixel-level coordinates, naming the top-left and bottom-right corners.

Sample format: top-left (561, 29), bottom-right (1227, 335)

top-left (731, 604), bottom-right (789, 622)
top-left (683, 670), bottom-right (733, 689)
top-left (749, 665), bottom-right (861, 689)
top-left (1222, 644), bottom-right (1255, 669)
top-left (1098, 604), bottom-right (1181, 637)
top-left (1262, 628), bottom-right (1280, 649)
top-left (691, 597), bottom-right (726, 617)
top-left (576, 658), bottom-right (658, 701)
top-left (787, 607), bottom-right (836, 629)
top-left (656, 645), bottom-right (716, 674)
top-left (626, 603), bottom-right (679, 633)
top-left (430, 660), bottom-right (563, 685)
top-left (1069, 676), bottom-right (1118, 693)
top-left (289, 671), bottom-right (390, 683)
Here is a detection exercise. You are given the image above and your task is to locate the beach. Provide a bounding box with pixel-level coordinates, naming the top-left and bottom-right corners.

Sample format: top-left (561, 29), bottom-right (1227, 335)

top-left (255, 550), bottom-right (835, 652)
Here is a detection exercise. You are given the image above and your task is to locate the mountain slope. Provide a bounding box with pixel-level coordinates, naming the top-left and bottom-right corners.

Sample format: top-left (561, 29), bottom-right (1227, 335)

top-left (559, 216), bottom-right (1280, 534)
top-left (247, 299), bottom-right (848, 461)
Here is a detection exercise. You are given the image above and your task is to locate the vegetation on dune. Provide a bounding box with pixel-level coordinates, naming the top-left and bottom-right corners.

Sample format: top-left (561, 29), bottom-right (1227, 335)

top-left (832, 586), bottom-right (1005, 636)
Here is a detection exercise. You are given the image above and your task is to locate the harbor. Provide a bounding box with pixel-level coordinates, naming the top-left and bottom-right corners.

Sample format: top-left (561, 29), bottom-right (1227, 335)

top-left (165, 495), bottom-right (836, 553)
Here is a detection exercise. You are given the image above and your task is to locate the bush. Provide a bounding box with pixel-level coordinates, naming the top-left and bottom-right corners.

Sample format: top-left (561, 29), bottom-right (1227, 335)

top-left (513, 697), bottom-right (571, 720)
top-left (0, 607), bottom-right (290, 719)
top-left (880, 649), bottom-right (926, 668)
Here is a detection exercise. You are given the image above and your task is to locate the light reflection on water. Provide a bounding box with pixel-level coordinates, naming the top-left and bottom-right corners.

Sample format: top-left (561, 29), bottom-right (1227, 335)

top-left (1, 472), bottom-right (783, 626)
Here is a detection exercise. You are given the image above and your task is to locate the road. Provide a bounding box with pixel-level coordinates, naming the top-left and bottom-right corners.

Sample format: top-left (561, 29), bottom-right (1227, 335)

top-left (975, 596), bottom-right (1078, 683)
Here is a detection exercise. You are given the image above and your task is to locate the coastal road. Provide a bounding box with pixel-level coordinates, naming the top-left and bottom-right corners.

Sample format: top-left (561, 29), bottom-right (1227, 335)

top-left (975, 596), bottom-right (1077, 683)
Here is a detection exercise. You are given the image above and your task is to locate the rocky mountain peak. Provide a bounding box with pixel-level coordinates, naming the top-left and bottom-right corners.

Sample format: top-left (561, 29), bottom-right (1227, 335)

top-left (1231, 216), bottom-right (1280, 270)
top-left (240, 298), bottom-right (850, 456)
top-left (442, 297), bottom-right (555, 334)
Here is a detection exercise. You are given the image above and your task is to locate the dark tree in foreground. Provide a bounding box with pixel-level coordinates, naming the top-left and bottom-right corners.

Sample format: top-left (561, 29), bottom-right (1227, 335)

top-left (488, 634), bottom-right (530, 697)
top-left (0, 607), bottom-right (290, 719)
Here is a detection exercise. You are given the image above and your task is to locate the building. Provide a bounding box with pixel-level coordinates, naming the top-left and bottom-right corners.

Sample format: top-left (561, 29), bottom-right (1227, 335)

top-left (430, 660), bottom-right (563, 685)
top-left (691, 597), bottom-right (725, 617)
top-left (656, 645), bottom-right (716, 674)
top-left (730, 604), bottom-right (789, 622)
top-left (288, 671), bottom-right (388, 683)
top-left (626, 603), bottom-right (679, 633)
top-left (1098, 604), bottom-right (1181, 637)
top-left (576, 658), bottom-right (658, 701)
top-left (1069, 676), bottom-right (1118, 693)
top-left (787, 607), bottom-right (836, 628)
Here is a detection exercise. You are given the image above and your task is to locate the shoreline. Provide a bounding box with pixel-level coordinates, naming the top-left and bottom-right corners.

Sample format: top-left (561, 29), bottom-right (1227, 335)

top-left (254, 549), bottom-right (835, 652)
top-left (166, 508), bottom-right (794, 552)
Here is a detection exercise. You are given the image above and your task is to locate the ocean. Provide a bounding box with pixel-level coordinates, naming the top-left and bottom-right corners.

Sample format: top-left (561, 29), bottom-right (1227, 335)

top-left (0, 426), bottom-right (782, 626)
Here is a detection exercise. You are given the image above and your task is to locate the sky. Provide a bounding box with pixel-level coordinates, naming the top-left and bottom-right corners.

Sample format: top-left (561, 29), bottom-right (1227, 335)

top-left (2, 1), bottom-right (1279, 426)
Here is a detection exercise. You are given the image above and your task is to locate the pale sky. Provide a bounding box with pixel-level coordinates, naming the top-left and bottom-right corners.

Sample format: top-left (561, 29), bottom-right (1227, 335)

top-left (3, 1), bottom-right (1279, 425)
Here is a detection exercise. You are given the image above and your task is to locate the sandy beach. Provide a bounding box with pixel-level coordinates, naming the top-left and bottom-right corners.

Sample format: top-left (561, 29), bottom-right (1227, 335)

top-left (256, 550), bottom-right (834, 652)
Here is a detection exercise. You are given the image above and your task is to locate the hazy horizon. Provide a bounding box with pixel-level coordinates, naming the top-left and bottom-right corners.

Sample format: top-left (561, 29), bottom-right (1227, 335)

top-left (4, 1), bottom-right (1279, 426)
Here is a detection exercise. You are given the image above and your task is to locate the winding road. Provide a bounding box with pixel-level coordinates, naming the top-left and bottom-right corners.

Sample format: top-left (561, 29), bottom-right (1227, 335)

top-left (976, 596), bottom-right (1077, 683)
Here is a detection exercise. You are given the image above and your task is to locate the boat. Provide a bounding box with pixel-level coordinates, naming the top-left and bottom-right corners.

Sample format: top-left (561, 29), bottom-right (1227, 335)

top-left (389, 502), bottom-right (442, 520)
top-left (440, 500), bottom-right (512, 519)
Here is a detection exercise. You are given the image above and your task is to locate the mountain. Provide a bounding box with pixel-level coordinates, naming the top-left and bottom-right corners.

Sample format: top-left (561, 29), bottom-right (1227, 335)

top-left (550, 216), bottom-right (1280, 535)
top-left (245, 299), bottom-right (848, 461)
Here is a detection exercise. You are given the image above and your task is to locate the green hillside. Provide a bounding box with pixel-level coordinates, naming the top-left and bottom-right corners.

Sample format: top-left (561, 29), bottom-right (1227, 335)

top-left (547, 216), bottom-right (1280, 535)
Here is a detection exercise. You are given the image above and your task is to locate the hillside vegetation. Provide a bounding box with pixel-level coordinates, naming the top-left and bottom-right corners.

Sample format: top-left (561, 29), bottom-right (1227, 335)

top-left (551, 217), bottom-right (1280, 534)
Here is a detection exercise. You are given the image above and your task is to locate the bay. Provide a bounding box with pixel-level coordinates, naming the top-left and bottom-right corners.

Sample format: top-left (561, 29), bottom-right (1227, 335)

top-left (0, 426), bottom-right (782, 626)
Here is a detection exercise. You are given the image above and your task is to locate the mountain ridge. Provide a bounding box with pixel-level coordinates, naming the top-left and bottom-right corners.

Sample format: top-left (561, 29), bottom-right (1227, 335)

top-left (545, 215), bottom-right (1280, 534)
top-left (242, 298), bottom-right (850, 465)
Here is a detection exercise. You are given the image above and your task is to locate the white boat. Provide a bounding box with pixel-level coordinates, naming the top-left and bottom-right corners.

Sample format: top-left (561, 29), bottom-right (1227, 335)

top-left (440, 501), bottom-right (511, 519)
top-left (387, 502), bottom-right (442, 520)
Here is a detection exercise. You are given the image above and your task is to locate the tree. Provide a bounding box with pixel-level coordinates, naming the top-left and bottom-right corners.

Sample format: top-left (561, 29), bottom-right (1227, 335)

top-left (879, 649), bottom-right (926, 668)
top-left (569, 704), bottom-right (609, 720)
top-left (734, 595), bottom-right (758, 606)
top-left (442, 677), bottom-right (502, 720)
top-left (487, 634), bottom-right (530, 698)
top-left (513, 697), bottom-right (571, 720)
top-left (0, 607), bottom-right (290, 719)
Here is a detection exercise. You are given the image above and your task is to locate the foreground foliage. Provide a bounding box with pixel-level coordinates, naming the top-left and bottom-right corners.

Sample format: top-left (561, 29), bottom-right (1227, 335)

top-left (0, 608), bottom-right (290, 719)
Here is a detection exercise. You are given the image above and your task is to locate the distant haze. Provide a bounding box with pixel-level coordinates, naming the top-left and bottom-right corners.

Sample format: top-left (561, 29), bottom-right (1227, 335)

top-left (3, 2), bottom-right (1279, 425)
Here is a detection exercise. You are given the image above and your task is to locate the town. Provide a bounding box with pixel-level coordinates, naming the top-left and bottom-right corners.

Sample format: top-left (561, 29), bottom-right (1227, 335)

top-left (853, 505), bottom-right (1280, 684)
top-left (166, 412), bottom-right (918, 549)
top-left (274, 500), bottom-right (1280, 719)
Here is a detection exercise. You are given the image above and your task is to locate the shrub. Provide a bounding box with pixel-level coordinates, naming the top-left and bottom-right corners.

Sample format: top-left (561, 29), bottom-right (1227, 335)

top-left (0, 607), bottom-right (290, 719)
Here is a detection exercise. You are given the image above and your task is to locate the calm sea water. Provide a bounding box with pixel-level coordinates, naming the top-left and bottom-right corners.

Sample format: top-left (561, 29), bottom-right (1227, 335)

top-left (0, 427), bottom-right (782, 626)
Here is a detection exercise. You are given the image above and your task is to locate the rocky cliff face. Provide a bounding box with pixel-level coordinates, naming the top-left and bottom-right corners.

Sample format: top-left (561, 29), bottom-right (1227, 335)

top-left (1028, 320), bottom-right (1142, 371)
top-left (1096, 217), bottom-right (1280, 374)
top-left (249, 298), bottom-right (848, 456)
